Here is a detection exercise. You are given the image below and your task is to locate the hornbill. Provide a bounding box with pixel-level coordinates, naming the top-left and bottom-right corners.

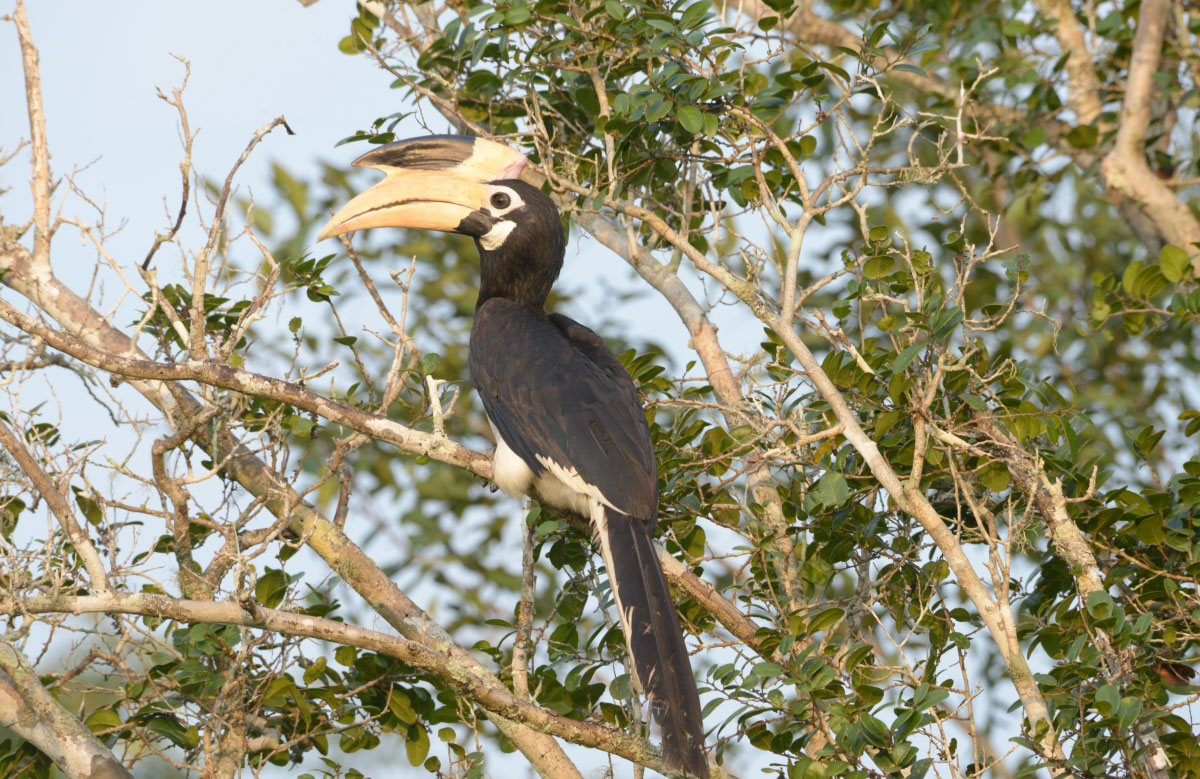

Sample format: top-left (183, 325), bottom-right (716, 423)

top-left (318, 135), bottom-right (707, 777)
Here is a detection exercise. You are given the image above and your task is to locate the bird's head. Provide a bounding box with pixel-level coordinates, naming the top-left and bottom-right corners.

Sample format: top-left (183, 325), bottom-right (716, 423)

top-left (318, 135), bottom-right (565, 309)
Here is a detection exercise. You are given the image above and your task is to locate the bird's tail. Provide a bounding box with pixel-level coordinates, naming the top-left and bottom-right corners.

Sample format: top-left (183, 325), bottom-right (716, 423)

top-left (593, 503), bottom-right (707, 777)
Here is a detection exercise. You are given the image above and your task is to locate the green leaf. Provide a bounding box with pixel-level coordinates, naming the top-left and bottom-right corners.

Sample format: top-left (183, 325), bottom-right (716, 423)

top-left (807, 607), bottom-right (844, 633)
top-left (338, 35), bottom-right (365, 55)
top-left (1095, 684), bottom-right (1120, 715)
top-left (1021, 127), bottom-right (1046, 150)
top-left (85, 708), bottom-right (124, 733)
top-left (610, 673), bottom-right (632, 699)
top-left (874, 409), bottom-right (903, 438)
top-left (789, 757), bottom-right (828, 779)
top-left (1086, 590), bottom-right (1114, 620)
top-left (255, 568), bottom-right (289, 609)
top-left (856, 684), bottom-right (884, 705)
top-left (889, 343), bottom-right (922, 373)
top-left (813, 471), bottom-right (849, 508)
top-left (1122, 260), bottom-right (1144, 295)
top-left (676, 105), bottom-right (703, 134)
top-left (679, 2), bottom-right (709, 29)
top-left (894, 63), bottom-right (928, 77)
top-left (979, 462), bottom-right (1010, 492)
top-left (303, 656), bottom-right (327, 684)
top-left (406, 726), bottom-right (430, 766)
top-left (1116, 697), bottom-right (1143, 731)
top-left (145, 715), bottom-right (193, 748)
top-left (388, 688), bottom-right (418, 725)
top-left (753, 661), bottom-right (784, 677)
top-left (73, 489), bottom-right (103, 527)
top-left (1160, 244), bottom-right (1190, 282)
top-left (859, 713), bottom-right (891, 747)
top-left (504, 6), bottom-right (532, 24)
top-left (916, 685), bottom-right (949, 711)
top-left (863, 255), bottom-right (895, 279)
top-left (1066, 125), bottom-right (1098, 149)
top-left (843, 644), bottom-right (873, 670)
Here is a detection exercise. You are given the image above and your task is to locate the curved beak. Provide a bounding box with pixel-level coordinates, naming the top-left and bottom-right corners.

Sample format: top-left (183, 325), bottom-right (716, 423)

top-left (317, 135), bottom-right (531, 241)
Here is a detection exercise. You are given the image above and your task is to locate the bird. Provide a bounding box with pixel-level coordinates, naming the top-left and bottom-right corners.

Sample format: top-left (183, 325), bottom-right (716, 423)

top-left (318, 134), bottom-right (708, 777)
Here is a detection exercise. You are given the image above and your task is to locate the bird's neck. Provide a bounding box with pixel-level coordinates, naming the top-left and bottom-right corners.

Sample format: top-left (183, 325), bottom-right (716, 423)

top-left (476, 245), bottom-right (563, 312)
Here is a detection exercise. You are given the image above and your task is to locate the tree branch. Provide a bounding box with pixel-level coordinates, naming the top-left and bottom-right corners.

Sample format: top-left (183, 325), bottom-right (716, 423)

top-left (573, 212), bottom-right (742, 409)
top-left (189, 115), bottom-right (293, 359)
top-left (0, 641), bottom-right (132, 779)
top-left (1100, 0), bottom-right (1200, 269)
top-left (0, 592), bottom-right (690, 776)
top-left (0, 415), bottom-right (112, 596)
top-left (11, 1), bottom-right (51, 266)
top-left (1035, 0), bottom-right (1104, 125)
top-left (0, 232), bottom-right (582, 779)
top-left (0, 289), bottom-right (492, 480)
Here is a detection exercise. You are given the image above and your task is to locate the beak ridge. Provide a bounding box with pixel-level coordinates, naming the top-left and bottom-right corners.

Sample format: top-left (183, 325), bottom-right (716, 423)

top-left (317, 135), bottom-right (531, 242)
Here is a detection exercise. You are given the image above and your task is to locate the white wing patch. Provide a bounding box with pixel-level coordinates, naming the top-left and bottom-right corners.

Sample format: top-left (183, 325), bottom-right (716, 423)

top-left (487, 418), bottom-right (620, 518)
top-left (489, 420), bottom-right (612, 516)
top-left (535, 455), bottom-right (618, 514)
top-left (479, 220), bottom-right (516, 250)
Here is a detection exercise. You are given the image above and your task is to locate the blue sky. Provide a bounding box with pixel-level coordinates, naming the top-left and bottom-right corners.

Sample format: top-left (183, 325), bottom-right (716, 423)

top-left (2, 2), bottom-right (390, 254)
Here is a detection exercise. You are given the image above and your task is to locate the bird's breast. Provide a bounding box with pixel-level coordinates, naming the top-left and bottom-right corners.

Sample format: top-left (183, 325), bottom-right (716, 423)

top-left (490, 420), bottom-right (535, 498)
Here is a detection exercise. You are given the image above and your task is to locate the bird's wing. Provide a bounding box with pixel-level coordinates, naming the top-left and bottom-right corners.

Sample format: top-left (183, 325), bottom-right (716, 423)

top-left (470, 298), bottom-right (707, 775)
top-left (468, 298), bottom-right (657, 520)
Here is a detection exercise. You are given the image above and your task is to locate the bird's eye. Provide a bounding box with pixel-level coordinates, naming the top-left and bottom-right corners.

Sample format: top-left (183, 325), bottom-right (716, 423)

top-left (490, 192), bottom-right (511, 210)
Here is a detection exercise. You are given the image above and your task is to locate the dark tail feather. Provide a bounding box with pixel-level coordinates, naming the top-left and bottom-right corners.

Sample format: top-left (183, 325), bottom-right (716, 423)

top-left (597, 507), bottom-right (707, 777)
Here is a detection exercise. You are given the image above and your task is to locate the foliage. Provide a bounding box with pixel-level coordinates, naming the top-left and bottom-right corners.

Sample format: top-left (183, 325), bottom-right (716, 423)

top-left (0, 0), bottom-right (1198, 778)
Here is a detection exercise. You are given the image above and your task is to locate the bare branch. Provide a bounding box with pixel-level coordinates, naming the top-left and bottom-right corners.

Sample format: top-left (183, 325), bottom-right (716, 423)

top-left (0, 236), bottom-right (582, 779)
top-left (11, 1), bottom-right (51, 265)
top-left (190, 115), bottom-right (294, 359)
top-left (142, 57), bottom-right (195, 270)
top-left (0, 592), bottom-right (688, 776)
top-left (0, 641), bottom-right (132, 779)
top-left (1100, 0), bottom-right (1200, 268)
top-left (0, 414), bottom-right (112, 595)
top-left (1036, 0), bottom-right (1104, 125)
top-left (0, 294), bottom-right (493, 479)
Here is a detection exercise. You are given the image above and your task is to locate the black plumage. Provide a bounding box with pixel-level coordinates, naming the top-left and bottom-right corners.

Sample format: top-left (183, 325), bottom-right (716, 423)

top-left (319, 136), bottom-right (708, 777)
top-left (467, 183), bottom-right (706, 777)
top-left (470, 302), bottom-right (657, 516)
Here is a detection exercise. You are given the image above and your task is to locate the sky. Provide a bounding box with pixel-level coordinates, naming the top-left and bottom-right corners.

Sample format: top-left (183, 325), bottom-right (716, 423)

top-left (2, 2), bottom-right (386, 251)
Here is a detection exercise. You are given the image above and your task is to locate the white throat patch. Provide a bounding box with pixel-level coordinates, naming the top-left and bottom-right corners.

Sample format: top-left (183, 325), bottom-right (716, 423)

top-left (480, 220), bottom-right (516, 250)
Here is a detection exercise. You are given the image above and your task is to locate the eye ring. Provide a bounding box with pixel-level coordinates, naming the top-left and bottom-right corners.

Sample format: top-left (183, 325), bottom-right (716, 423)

top-left (490, 192), bottom-right (511, 210)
